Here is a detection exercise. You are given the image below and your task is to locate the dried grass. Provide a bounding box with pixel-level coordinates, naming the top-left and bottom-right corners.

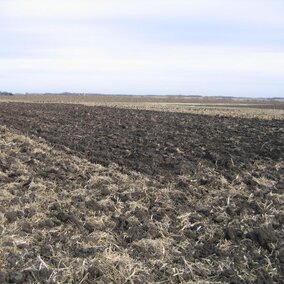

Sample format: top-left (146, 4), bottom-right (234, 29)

top-left (0, 125), bottom-right (283, 283)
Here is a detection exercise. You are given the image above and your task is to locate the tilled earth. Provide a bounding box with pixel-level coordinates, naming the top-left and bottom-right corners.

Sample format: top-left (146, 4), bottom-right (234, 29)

top-left (0, 103), bottom-right (283, 183)
top-left (0, 102), bottom-right (283, 283)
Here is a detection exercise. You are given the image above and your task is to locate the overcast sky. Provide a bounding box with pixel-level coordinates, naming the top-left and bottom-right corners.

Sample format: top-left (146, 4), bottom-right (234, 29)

top-left (0, 0), bottom-right (284, 97)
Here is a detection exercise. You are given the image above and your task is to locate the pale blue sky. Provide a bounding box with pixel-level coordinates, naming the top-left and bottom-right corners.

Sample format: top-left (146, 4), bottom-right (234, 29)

top-left (1, 0), bottom-right (284, 97)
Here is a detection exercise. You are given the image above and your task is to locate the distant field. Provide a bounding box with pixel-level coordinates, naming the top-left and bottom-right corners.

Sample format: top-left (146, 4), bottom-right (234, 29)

top-left (0, 95), bottom-right (284, 119)
top-left (0, 97), bottom-right (283, 283)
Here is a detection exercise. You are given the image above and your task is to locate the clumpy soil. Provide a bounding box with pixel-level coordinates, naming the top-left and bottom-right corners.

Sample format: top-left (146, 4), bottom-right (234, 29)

top-left (0, 103), bottom-right (283, 283)
top-left (0, 103), bottom-right (283, 182)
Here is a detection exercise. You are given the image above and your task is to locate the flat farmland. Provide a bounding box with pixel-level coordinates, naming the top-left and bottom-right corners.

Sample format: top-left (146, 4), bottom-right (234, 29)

top-left (0, 100), bottom-right (283, 283)
top-left (1, 95), bottom-right (284, 119)
top-left (0, 102), bottom-right (283, 181)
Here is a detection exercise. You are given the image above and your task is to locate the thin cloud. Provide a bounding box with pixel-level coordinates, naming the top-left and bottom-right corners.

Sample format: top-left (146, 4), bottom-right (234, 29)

top-left (0, 0), bottom-right (283, 96)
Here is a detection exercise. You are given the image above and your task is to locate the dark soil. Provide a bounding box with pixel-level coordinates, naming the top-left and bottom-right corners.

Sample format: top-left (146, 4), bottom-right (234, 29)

top-left (0, 103), bottom-right (283, 283)
top-left (0, 103), bottom-right (283, 183)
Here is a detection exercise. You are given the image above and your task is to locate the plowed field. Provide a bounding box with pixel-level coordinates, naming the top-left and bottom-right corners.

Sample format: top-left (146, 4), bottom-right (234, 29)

top-left (0, 103), bottom-right (283, 182)
top-left (0, 102), bottom-right (283, 283)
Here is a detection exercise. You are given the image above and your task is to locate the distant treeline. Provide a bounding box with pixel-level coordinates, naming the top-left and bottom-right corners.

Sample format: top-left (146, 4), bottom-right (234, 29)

top-left (0, 91), bottom-right (13, 96)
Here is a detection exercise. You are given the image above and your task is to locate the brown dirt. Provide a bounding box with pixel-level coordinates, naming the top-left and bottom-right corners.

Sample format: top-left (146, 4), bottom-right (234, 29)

top-left (0, 103), bottom-right (283, 183)
top-left (0, 102), bottom-right (283, 283)
top-left (2, 94), bottom-right (284, 105)
top-left (1, 95), bottom-right (284, 120)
